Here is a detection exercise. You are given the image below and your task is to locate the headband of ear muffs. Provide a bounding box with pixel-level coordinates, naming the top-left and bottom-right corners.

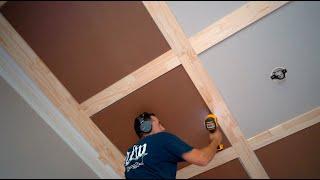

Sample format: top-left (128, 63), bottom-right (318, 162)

top-left (138, 113), bottom-right (153, 133)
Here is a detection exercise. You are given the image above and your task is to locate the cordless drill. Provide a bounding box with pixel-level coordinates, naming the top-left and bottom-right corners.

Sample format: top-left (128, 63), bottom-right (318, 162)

top-left (204, 114), bottom-right (224, 151)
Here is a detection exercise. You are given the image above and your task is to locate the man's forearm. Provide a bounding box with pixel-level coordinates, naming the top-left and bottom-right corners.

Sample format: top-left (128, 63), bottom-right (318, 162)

top-left (199, 140), bottom-right (219, 164)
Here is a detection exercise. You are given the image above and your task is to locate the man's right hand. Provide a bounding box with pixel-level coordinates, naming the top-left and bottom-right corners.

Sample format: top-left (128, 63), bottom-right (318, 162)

top-left (209, 129), bottom-right (222, 145)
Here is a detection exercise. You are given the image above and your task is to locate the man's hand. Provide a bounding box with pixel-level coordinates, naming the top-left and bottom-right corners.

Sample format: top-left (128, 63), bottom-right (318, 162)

top-left (209, 129), bottom-right (222, 145)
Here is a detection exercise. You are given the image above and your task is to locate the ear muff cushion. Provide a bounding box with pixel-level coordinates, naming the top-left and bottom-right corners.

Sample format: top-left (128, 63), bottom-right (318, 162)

top-left (140, 120), bottom-right (152, 133)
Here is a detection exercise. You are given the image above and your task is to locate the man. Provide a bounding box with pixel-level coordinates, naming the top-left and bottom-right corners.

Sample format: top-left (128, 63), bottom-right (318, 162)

top-left (124, 112), bottom-right (223, 179)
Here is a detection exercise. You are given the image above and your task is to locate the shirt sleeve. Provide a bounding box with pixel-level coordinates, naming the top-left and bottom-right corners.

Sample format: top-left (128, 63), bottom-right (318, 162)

top-left (163, 132), bottom-right (193, 162)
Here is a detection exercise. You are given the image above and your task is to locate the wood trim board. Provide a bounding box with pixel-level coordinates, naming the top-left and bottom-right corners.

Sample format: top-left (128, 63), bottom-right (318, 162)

top-left (81, 1), bottom-right (289, 117)
top-left (0, 47), bottom-right (121, 178)
top-left (142, 1), bottom-right (269, 178)
top-left (249, 106), bottom-right (320, 151)
top-left (189, 1), bottom-right (289, 54)
top-left (81, 50), bottom-right (180, 117)
top-left (0, 1), bottom-right (301, 179)
top-left (177, 106), bottom-right (320, 179)
top-left (0, 13), bottom-right (125, 177)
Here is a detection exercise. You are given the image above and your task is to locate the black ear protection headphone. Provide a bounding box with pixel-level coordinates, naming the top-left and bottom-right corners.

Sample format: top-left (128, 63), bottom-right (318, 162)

top-left (138, 112), bottom-right (154, 133)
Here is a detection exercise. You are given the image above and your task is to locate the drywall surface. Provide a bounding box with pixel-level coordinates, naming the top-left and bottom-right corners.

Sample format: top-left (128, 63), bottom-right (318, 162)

top-left (256, 123), bottom-right (320, 178)
top-left (167, 1), bottom-right (246, 37)
top-left (1, 1), bottom-right (170, 103)
top-left (199, 1), bottom-right (320, 138)
top-left (0, 76), bottom-right (98, 179)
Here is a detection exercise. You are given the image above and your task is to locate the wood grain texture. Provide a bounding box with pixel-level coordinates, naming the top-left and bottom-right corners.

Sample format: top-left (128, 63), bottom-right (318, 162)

top-left (0, 14), bottom-right (125, 177)
top-left (81, 50), bottom-right (180, 117)
top-left (0, 1), bottom-right (295, 179)
top-left (190, 1), bottom-right (289, 54)
top-left (255, 123), bottom-right (320, 179)
top-left (81, 2), bottom-right (288, 118)
top-left (177, 106), bottom-right (320, 178)
top-left (143, 1), bottom-right (269, 178)
top-left (177, 147), bottom-right (237, 179)
top-left (0, 47), bottom-right (120, 178)
top-left (1, 2), bottom-right (171, 103)
top-left (249, 106), bottom-right (320, 150)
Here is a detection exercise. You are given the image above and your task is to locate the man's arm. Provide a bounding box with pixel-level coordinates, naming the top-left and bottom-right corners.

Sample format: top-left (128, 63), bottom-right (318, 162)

top-left (182, 129), bottom-right (222, 166)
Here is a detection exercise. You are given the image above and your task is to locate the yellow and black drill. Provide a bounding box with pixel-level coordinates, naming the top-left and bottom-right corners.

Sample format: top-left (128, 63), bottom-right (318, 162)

top-left (204, 114), bottom-right (224, 151)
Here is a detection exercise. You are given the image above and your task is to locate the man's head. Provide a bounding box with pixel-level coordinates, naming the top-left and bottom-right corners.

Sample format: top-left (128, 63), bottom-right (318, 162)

top-left (134, 112), bottom-right (165, 138)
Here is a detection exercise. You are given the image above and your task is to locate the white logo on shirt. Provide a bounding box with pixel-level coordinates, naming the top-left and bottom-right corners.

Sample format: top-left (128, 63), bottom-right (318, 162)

top-left (125, 143), bottom-right (148, 172)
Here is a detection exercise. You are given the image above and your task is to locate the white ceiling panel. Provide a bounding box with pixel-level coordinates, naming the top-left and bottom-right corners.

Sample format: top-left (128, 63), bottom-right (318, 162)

top-left (199, 1), bottom-right (320, 138)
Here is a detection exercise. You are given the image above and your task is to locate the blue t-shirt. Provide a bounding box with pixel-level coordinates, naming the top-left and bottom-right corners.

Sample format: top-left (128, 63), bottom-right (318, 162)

top-left (124, 132), bottom-right (193, 179)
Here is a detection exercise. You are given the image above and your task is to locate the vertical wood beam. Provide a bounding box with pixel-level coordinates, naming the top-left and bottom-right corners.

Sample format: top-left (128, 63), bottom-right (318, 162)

top-left (143, 2), bottom-right (269, 178)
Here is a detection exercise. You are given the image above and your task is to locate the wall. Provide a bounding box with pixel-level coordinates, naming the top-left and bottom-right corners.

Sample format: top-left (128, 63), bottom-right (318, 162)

top-left (0, 76), bottom-right (98, 178)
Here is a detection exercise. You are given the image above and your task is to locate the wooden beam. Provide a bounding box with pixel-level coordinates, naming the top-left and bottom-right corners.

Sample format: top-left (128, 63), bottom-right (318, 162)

top-left (81, 50), bottom-right (179, 117)
top-left (190, 1), bottom-right (289, 54)
top-left (0, 1), bottom-right (293, 178)
top-left (249, 106), bottom-right (320, 150)
top-left (0, 47), bottom-right (120, 178)
top-left (81, 1), bottom-right (288, 117)
top-left (177, 147), bottom-right (237, 179)
top-left (177, 106), bottom-right (320, 179)
top-left (0, 14), bottom-right (125, 177)
top-left (143, 2), bottom-right (269, 178)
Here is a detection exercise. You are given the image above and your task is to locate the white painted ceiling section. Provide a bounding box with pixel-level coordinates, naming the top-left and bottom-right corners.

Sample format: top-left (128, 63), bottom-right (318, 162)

top-left (0, 76), bottom-right (98, 178)
top-left (168, 1), bottom-right (320, 138)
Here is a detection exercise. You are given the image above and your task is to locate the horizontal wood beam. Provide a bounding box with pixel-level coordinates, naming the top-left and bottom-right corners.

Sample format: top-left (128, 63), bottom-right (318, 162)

top-left (0, 13), bottom-right (125, 177)
top-left (143, 1), bottom-right (269, 178)
top-left (177, 147), bottom-right (237, 179)
top-left (249, 106), bottom-right (320, 151)
top-left (190, 1), bottom-right (289, 54)
top-left (178, 106), bottom-right (320, 179)
top-left (81, 50), bottom-right (179, 117)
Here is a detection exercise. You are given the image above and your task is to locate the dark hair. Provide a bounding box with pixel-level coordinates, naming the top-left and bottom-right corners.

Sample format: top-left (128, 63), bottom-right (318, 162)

top-left (134, 112), bottom-right (155, 138)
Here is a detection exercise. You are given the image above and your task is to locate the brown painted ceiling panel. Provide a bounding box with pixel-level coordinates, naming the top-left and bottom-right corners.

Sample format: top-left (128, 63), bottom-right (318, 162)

top-left (1, 1), bottom-right (170, 103)
top-left (255, 123), bottom-right (320, 178)
top-left (193, 159), bottom-right (249, 179)
top-left (92, 66), bottom-right (231, 160)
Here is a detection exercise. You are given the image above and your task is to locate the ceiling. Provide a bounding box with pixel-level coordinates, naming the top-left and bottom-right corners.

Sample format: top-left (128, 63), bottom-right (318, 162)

top-left (1, 1), bottom-right (320, 178)
top-left (168, 1), bottom-right (320, 138)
